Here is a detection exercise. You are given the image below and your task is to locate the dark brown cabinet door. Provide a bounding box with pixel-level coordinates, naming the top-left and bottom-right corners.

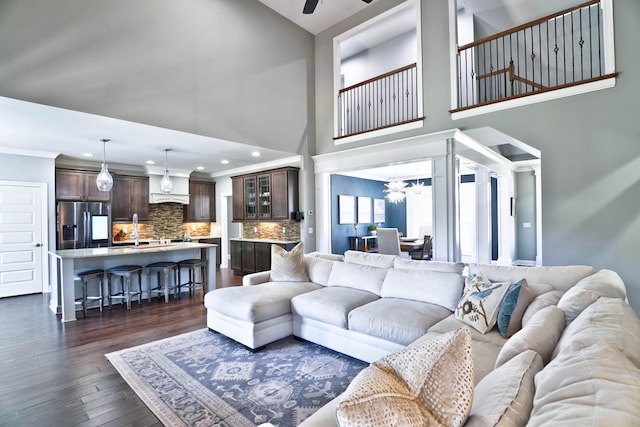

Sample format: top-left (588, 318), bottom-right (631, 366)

top-left (271, 168), bottom-right (298, 221)
top-left (232, 177), bottom-right (244, 221)
top-left (230, 240), bottom-right (242, 273)
top-left (184, 181), bottom-right (216, 222)
top-left (55, 169), bottom-right (111, 202)
top-left (111, 175), bottom-right (149, 221)
top-left (241, 241), bottom-right (255, 274)
top-left (254, 242), bottom-right (272, 272)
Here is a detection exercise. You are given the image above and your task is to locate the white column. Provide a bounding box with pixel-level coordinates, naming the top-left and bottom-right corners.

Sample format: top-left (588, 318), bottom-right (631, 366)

top-left (475, 166), bottom-right (492, 264)
top-left (496, 172), bottom-right (515, 265)
top-left (432, 139), bottom-right (459, 261)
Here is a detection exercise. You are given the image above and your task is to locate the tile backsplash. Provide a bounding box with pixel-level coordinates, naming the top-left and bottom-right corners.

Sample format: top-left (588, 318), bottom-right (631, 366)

top-left (112, 203), bottom-right (216, 241)
top-left (242, 222), bottom-right (300, 241)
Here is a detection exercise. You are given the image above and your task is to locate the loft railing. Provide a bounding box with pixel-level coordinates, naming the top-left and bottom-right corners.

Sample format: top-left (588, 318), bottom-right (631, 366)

top-left (336, 63), bottom-right (423, 139)
top-left (453, 0), bottom-right (616, 111)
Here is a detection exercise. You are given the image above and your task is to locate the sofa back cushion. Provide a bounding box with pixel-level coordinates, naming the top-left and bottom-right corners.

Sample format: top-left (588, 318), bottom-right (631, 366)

top-left (557, 269), bottom-right (627, 325)
top-left (495, 305), bottom-right (565, 368)
top-left (467, 264), bottom-right (595, 292)
top-left (327, 261), bottom-right (388, 295)
top-left (393, 258), bottom-right (465, 274)
top-left (529, 344), bottom-right (640, 426)
top-left (303, 256), bottom-right (336, 287)
top-left (344, 250), bottom-right (397, 269)
top-left (552, 297), bottom-right (640, 368)
top-left (380, 268), bottom-right (463, 311)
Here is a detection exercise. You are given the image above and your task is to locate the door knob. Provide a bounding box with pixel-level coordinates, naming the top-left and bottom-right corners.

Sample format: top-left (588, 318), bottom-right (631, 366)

top-left (34, 243), bottom-right (42, 247)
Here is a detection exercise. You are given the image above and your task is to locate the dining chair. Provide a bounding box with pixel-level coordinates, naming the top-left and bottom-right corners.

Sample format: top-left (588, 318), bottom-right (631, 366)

top-left (377, 228), bottom-right (402, 256)
top-left (409, 235), bottom-right (433, 260)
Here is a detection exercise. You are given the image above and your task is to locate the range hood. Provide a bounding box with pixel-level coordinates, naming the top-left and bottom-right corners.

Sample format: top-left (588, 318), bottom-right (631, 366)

top-left (146, 166), bottom-right (191, 204)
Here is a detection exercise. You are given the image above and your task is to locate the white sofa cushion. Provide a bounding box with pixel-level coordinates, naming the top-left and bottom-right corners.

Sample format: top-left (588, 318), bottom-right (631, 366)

top-left (270, 242), bottom-right (309, 282)
top-left (466, 350), bottom-right (543, 427)
top-left (393, 258), bottom-right (465, 274)
top-left (344, 250), bottom-right (397, 268)
top-left (348, 298), bottom-right (452, 346)
top-left (291, 286), bottom-right (379, 329)
top-left (529, 344), bottom-right (640, 426)
top-left (326, 261), bottom-right (388, 295)
top-left (521, 289), bottom-right (563, 327)
top-left (553, 297), bottom-right (640, 367)
top-left (380, 268), bottom-right (464, 311)
top-left (557, 269), bottom-right (627, 325)
top-left (336, 328), bottom-right (474, 427)
top-left (303, 256), bottom-right (336, 286)
top-left (467, 264), bottom-right (596, 292)
top-left (204, 281), bottom-right (322, 322)
top-left (495, 305), bottom-right (565, 368)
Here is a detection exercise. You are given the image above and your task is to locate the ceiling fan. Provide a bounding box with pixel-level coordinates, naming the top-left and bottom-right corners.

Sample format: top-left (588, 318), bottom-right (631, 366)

top-left (303, 0), bottom-right (373, 15)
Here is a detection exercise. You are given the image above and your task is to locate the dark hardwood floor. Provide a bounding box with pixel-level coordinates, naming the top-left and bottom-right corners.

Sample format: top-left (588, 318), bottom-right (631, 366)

top-left (0, 269), bottom-right (242, 427)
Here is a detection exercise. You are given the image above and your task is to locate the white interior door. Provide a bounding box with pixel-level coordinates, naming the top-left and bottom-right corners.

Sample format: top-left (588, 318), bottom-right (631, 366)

top-left (0, 182), bottom-right (45, 297)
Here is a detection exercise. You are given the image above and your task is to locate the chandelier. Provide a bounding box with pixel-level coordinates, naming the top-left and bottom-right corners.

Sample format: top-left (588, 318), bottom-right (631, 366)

top-left (384, 179), bottom-right (408, 204)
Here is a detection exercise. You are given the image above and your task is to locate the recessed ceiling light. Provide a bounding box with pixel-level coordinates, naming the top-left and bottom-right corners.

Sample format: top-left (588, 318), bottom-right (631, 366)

top-left (146, 160), bottom-right (155, 165)
top-left (82, 152), bottom-right (94, 157)
top-left (221, 159), bottom-right (230, 164)
top-left (251, 151), bottom-right (261, 157)
top-left (196, 166), bottom-right (204, 170)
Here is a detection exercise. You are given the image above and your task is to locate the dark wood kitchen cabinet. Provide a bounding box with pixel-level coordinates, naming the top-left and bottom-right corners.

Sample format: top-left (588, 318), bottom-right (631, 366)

top-left (231, 167), bottom-right (299, 222)
top-left (111, 175), bottom-right (149, 221)
top-left (230, 240), bottom-right (298, 275)
top-left (184, 181), bottom-right (216, 222)
top-left (55, 169), bottom-right (111, 202)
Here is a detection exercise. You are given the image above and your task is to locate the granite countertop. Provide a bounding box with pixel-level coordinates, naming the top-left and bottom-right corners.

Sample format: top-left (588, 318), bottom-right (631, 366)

top-left (229, 238), bottom-right (300, 245)
top-left (112, 235), bottom-right (222, 245)
top-left (51, 242), bottom-right (216, 259)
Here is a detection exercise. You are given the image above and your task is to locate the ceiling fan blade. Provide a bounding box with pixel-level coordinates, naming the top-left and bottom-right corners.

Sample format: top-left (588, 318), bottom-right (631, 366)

top-left (362, 0), bottom-right (373, 3)
top-left (303, 0), bottom-right (319, 14)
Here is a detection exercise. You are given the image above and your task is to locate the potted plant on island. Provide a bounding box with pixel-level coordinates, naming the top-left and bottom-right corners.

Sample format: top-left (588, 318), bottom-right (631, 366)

top-left (368, 224), bottom-right (377, 235)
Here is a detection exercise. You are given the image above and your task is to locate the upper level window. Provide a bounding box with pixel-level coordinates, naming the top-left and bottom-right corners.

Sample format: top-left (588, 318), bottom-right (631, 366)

top-left (450, 0), bottom-right (616, 118)
top-left (334, 0), bottom-right (424, 142)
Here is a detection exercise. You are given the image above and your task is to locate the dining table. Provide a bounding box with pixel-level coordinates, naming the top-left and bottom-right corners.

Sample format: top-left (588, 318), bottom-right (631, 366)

top-left (399, 237), bottom-right (424, 252)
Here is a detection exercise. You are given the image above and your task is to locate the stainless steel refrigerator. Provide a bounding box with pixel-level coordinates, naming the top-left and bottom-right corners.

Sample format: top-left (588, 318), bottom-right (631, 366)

top-left (57, 201), bottom-right (112, 249)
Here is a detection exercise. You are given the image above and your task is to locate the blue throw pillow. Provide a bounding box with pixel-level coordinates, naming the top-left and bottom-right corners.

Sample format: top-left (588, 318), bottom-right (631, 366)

top-left (497, 279), bottom-right (534, 337)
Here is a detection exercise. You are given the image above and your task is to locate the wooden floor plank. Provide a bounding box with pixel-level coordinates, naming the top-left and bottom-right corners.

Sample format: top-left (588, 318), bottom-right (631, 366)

top-left (0, 268), bottom-right (241, 427)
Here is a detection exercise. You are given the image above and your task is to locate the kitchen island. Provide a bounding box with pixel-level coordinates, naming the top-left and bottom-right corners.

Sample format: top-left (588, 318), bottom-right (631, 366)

top-left (49, 242), bottom-right (217, 322)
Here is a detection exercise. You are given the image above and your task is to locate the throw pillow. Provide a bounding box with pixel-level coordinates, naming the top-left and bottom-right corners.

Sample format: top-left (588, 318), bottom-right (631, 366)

top-left (455, 274), bottom-right (511, 334)
top-left (269, 242), bottom-right (309, 282)
top-left (496, 279), bottom-right (535, 337)
top-left (466, 350), bottom-right (543, 427)
top-left (336, 328), bottom-right (474, 427)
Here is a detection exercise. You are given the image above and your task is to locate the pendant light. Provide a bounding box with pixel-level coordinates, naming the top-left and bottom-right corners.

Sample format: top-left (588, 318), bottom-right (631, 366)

top-left (160, 148), bottom-right (173, 194)
top-left (384, 179), bottom-right (407, 204)
top-left (96, 138), bottom-right (113, 191)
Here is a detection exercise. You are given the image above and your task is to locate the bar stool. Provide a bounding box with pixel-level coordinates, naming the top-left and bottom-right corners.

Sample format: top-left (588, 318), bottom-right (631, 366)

top-left (177, 258), bottom-right (207, 297)
top-left (74, 269), bottom-right (105, 318)
top-left (146, 261), bottom-right (178, 303)
top-left (107, 265), bottom-right (143, 310)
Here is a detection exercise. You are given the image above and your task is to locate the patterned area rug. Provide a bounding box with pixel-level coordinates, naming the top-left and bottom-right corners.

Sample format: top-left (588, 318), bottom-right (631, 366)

top-left (106, 329), bottom-right (367, 426)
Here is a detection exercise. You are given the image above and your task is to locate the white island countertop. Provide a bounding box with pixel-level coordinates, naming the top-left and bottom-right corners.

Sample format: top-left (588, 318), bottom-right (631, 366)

top-left (51, 242), bottom-right (215, 259)
top-left (229, 238), bottom-right (300, 245)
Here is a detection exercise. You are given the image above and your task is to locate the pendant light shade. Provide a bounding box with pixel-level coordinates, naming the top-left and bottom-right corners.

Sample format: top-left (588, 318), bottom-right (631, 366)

top-left (384, 179), bottom-right (407, 204)
top-left (160, 148), bottom-right (173, 194)
top-left (96, 139), bottom-right (113, 192)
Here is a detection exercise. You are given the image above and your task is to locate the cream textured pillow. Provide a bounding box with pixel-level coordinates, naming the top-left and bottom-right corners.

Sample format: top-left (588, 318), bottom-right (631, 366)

top-left (455, 274), bottom-right (511, 334)
top-left (466, 350), bottom-right (543, 427)
top-left (269, 242), bottom-right (309, 282)
top-left (336, 328), bottom-right (474, 427)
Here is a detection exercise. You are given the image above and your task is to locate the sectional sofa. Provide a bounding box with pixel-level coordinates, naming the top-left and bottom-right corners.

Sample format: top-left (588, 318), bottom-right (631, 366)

top-left (204, 249), bottom-right (640, 426)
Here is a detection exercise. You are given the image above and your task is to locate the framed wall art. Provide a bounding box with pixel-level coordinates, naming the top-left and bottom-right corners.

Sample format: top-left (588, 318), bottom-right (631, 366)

top-left (338, 194), bottom-right (355, 224)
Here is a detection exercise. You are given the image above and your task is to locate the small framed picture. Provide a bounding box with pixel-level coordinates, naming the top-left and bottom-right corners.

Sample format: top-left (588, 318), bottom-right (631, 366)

top-left (357, 197), bottom-right (371, 224)
top-left (373, 198), bottom-right (386, 223)
top-left (338, 195), bottom-right (355, 224)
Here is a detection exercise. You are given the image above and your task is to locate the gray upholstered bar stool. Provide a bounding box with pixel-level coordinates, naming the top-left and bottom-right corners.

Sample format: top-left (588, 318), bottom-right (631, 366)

top-left (107, 265), bottom-right (143, 310)
top-left (177, 258), bottom-right (207, 297)
top-left (74, 269), bottom-right (105, 318)
top-left (146, 261), bottom-right (178, 303)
